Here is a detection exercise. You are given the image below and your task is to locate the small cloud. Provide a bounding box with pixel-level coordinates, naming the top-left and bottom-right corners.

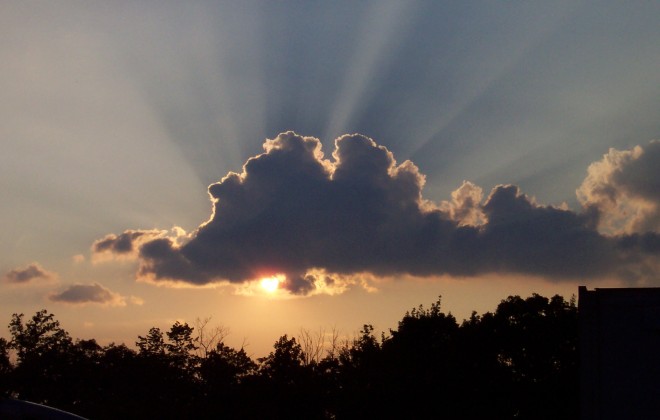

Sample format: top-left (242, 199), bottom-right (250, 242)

top-left (49, 282), bottom-right (139, 307)
top-left (72, 254), bottom-right (86, 264)
top-left (91, 229), bottom-right (183, 262)
top-left (3, 262), bottom-right (56, 284)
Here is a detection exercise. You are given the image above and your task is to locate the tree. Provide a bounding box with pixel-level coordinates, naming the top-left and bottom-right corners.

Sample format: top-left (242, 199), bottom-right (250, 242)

top-left (6, 310), bottom-right (74, 406)
top-left (297, 326), bottom-right (341, 367)
top-left (0, 294), bottom-right (579, 419)
top-left (0, 338), bottom-right (10, 373)
top-left (166, 321), bottom-right (198, 374)
top-left (134, 323), bottom-right (199, 418)
top-left (217, 342), bottom-right (256, 377)
top-left (60, 339), bottom-right (105, 416)
top-left (381, 300), bottom-right (462, 418)
top-left (195, 341), bottom-right (257, 417)
top-left (93, 343), bottom-right (140, 418)
top-left (258, 335), bottom-right (305, 382)
top-left (297, 327), bottom-right (325, 366)
top-left (136, 327), bottom-right (165, 356)
top-left (254, 335), bottom-right (330, 418)
top-left (339, 324), bottom-right (382, 370)
top-left (334, 325), bottom-right (387, 418)
top-left (194, 316), bottom-right (229, 358)
top-left (166, 321), bottom-right (197, 356)
top-left (8, 310), bottom-right (72, 363)
top-left (0, 337), bottom-right (11, 396)
top-left (488, 293), bottom-right (579, 419)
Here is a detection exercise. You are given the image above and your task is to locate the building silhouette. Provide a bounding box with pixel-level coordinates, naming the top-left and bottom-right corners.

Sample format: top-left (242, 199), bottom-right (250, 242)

top-left (579, 286), bottom-right (660, 419)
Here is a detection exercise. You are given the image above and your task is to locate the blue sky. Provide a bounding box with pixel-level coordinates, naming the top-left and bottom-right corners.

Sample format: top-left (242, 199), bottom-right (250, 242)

top-left (1, 1), bottom-right (659, 355)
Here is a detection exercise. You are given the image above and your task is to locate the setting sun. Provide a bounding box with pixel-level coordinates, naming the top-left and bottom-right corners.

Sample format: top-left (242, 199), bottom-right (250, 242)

top-left (260, 276), bottom-right (281, 294)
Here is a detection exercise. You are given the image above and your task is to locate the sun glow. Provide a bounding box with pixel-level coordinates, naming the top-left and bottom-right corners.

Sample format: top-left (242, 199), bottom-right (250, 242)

top-left (260, 276), bottom-right (281, 294)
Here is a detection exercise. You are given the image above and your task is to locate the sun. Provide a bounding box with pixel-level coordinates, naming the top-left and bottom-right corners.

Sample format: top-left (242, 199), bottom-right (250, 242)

top-left (260, 276), bottom-right (281, 294)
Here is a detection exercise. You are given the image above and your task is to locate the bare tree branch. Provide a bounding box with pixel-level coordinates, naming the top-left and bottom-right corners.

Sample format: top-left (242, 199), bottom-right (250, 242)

top-left (193, 316), bottom-right (229, 358)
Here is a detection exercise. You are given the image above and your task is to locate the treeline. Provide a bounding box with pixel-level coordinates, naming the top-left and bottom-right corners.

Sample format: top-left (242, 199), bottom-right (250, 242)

top-left (0, 294), bottom-right (577, 419)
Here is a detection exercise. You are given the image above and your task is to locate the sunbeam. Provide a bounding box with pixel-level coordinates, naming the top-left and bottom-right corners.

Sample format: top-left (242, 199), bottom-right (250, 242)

top-left (402, 2), bottom-right (575, 161)
top-left (323, 0), bottom-right (417, 142)
top-left (110, 2), bottom-right (269, 186)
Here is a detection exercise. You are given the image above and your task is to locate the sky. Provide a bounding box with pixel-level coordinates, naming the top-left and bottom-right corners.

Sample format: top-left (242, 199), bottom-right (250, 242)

top-left (2, 1), bottom-right (659, 357)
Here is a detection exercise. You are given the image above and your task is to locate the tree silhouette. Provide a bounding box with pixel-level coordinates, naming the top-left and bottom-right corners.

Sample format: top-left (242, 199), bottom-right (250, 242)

top-left (201, 342), bottom-right (256, 385)
top-left (332, 324), bottom-right (389, 417)
top-left (132, 323), bottom-right (201, 418)
top-left (136, 327), bottom-right (166, 356)
top-left (487, 293), bottom-right (578, 419)
top-left (94, 343), bottom-right (140, 418)
top-left (6, 310), bottom-right (74, 407)
top-left (254, 335), bottom-right (328, 418)
top-left (166, 321), bottom-right (197, 357)
top-left (0, 337), bottom-right (10, 396)
top-left (258, 335), bottom-right (304, 381)
top-left (379, 298), bottom-right (461, 417)
top-left (8, 310), bottom-right (72, 363)
top-left (194, 316), bottom-right (229, 358)
top-left (197, 342), bottom-right (257, 417)
top-left (0, 293), bottom-right (578, 419)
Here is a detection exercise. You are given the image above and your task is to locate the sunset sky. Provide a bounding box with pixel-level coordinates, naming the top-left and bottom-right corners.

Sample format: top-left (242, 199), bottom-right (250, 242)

top-left (2, 1), bottom-right (659, 356)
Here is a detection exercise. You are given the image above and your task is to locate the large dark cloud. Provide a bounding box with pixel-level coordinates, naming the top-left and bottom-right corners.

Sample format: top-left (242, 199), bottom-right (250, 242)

top-left (96, 132), bottom-right (660, 294)
top-left (3, 262), bottom-right (55, 284)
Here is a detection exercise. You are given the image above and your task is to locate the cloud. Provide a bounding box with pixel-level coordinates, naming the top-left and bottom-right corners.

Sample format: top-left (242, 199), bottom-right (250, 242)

top-left (95, 132), bottom-right (660, 293)
top-left (233, 270), bottom-right (368, 298)
top-left (438, 181), bottom-right (486, 226)
top-left (473, 185), bottom-right (619, 279)
top-left (3, 262), bottom-right (56, 284)
top-left (92, 229), bottom-right (183, 261)
top-left (48, 283), bottom-right (138, 307)
top-left (577, 140), bottom-right (660, 234)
